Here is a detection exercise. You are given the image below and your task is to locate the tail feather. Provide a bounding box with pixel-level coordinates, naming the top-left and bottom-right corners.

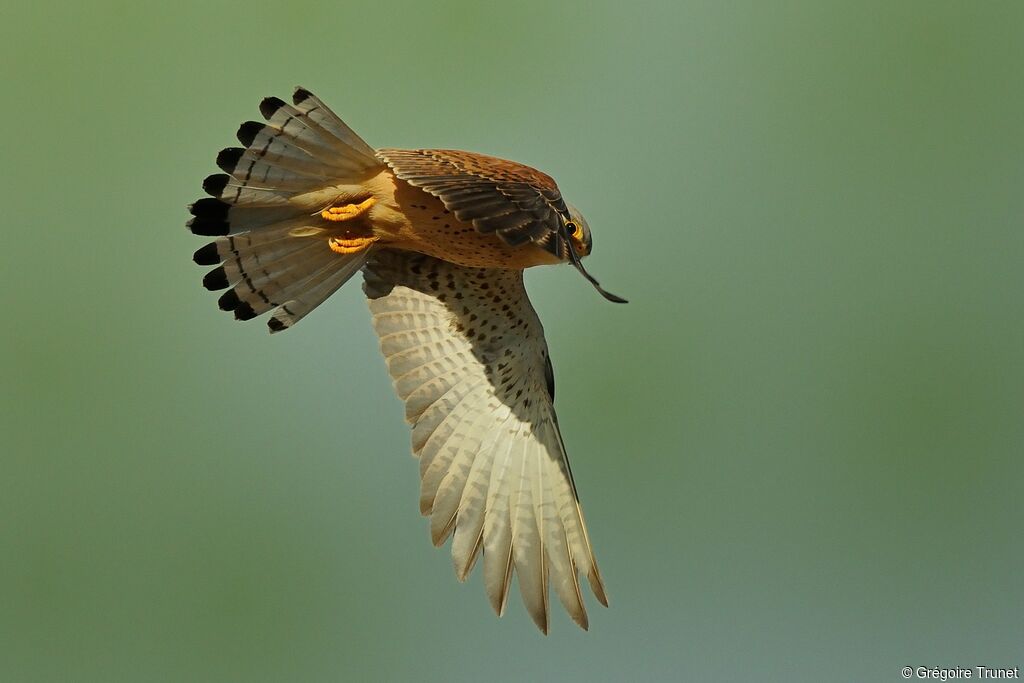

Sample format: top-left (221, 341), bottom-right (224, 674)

top-left (202, 173), bottom-right (291, 207)
top-left (291, 87), bottom-right (378, 162)
top-left (235, 121), bottom-right (360, 179)
top-left (218, 249), bottom-right (343, 321)
top-left (216, 145), bottom-right (329, 190)
top-left (188, 200), bottom-right (307, 237)
top-left (189, 87), bottom-right (384, 332)
top-left (267, 251), bottom-right (371, 333)
top-left (218, 243), bottom-right (335, 310)
top-left (195, 232), bottom-right (309, 272)
top-left (216, 238), bottom-right (322, 290)
top-left (257, 97), bottom-right (377, 173)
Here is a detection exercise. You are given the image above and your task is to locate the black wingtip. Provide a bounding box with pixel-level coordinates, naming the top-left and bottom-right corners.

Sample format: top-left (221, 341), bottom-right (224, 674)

top-left (293, 87), bottom-right (313, 105)
top-left (234, 302), bottom-right (257, 321)
top-left (202, 173), bottom-right (229, 198)
top-left (260, 96), bottom-right (286, 120)
top-left (268, 317), bottom-right (288, 333)
top-left (193, 242), bottom-right (221, 266)
top-left (202, 267), bottom-right (229, 291)
top-left (216, 147), bottom-right (245, 174)
top-left (237, 121), bottom-right (265, 147)
top-left (218, 289), bottom-right (240, 312)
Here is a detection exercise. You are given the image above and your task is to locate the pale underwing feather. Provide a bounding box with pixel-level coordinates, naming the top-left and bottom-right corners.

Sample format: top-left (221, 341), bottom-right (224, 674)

top-left (363, 249), bottom-right (605, 632)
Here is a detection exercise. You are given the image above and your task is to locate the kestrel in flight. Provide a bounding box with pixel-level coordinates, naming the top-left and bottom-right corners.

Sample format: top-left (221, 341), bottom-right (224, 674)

top-left (187, 88), bottom-right (625, 633)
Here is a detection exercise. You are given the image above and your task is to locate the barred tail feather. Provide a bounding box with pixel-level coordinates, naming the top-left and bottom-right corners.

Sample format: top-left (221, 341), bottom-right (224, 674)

top-left (267, 252), bottom-right (370, 333)
top-left (188, 88), bottom-right (384, 332)
top-left (290, 87), bottom-right (378, 162)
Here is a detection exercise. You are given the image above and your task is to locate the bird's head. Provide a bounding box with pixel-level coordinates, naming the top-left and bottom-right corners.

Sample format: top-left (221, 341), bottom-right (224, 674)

top-left (564, 203), bottom-right (593, 258)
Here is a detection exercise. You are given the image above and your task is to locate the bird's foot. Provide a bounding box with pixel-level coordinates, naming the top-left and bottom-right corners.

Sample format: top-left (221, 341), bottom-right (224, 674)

top-left (321, 196), bottom-right (376, 222)
top-left (328, 234), bottom-right (379, 254)
top-left (321, 197), bottom-right (379, 254)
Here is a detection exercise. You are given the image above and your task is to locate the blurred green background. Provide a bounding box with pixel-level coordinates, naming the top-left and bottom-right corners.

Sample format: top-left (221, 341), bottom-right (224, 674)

top-left (2, 1), bottom-right (1022, 680)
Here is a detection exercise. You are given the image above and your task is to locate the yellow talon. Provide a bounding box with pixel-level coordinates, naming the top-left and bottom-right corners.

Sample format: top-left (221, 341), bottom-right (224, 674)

top-left (320, 197), bottom-right (379, 253)
top-left (328, 235), bottom-right (379, 254)
top-left (320, 196), bottom-right (376, 222)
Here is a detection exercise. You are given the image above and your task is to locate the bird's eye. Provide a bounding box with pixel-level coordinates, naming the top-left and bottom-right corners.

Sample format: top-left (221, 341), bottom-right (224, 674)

top-left (566, 221), bottom-right (584, 240)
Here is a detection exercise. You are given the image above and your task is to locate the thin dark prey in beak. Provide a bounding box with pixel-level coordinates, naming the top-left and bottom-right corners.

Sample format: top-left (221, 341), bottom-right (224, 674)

top-left (563, 224), bottom-right (628, 304)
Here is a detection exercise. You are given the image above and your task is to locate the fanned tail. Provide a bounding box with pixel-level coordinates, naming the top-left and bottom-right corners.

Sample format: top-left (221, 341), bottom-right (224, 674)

top-left (188, 87), bottom-right (383, 332)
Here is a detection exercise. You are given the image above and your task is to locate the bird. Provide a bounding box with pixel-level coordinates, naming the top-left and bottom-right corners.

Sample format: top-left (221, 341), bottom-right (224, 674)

top-left (187, 87), bottom-right (625, 633)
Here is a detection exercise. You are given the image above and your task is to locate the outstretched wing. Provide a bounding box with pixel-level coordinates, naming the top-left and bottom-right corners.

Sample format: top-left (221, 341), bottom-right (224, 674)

top-left (362, 249), bottom-right (607, 633)
top-left (376, 148), bottom-right (574, 259)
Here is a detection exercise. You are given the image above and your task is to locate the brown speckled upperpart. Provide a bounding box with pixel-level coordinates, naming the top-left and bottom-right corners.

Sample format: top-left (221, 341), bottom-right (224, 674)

top-left (358, 164), bottom-right (564, 270)
top-left (377, 148), bottom-right (574, 260)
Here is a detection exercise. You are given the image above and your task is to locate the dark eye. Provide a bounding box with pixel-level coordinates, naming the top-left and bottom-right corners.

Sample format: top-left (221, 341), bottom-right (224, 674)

top-left (566, 221), bottom-right (583, 239)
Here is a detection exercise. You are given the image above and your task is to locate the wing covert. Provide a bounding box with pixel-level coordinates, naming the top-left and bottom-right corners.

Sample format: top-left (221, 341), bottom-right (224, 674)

top-left (376, 148), bottom-right (574, 258)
